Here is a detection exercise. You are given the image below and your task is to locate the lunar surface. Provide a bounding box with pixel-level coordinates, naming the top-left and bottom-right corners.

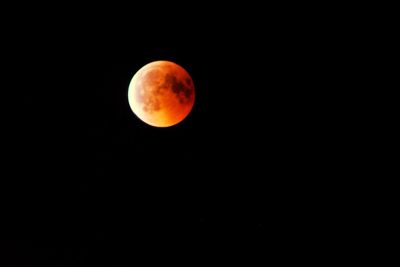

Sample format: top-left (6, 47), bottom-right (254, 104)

top-left (128, 60), bottom-right (195, 127)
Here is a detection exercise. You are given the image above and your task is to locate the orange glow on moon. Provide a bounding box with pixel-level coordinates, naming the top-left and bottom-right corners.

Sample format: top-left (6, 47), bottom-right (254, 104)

top-left (128, 60), bottom-right (195, 127)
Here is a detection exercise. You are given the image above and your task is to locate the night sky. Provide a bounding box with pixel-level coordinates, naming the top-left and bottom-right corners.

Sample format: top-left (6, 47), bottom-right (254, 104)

top-left (1, 3), bottom-right (348, 266)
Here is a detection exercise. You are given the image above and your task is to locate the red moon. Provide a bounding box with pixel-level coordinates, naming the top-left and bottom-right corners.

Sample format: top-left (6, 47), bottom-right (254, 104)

top-left (128, 60), bottom-right (195, 127)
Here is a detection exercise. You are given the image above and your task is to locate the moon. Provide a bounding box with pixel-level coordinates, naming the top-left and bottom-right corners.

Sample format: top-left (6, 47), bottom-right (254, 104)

top-left (128, 60), bottom-right (195, 127)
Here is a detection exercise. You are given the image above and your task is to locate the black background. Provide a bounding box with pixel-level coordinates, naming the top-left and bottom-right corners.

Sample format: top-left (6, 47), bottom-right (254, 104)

top-left (1, 3), bottom-right (354, 266)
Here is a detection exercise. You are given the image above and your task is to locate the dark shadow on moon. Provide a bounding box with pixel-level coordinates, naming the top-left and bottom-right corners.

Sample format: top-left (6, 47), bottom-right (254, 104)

top-left (164, 74), bottom-right (193, 104)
